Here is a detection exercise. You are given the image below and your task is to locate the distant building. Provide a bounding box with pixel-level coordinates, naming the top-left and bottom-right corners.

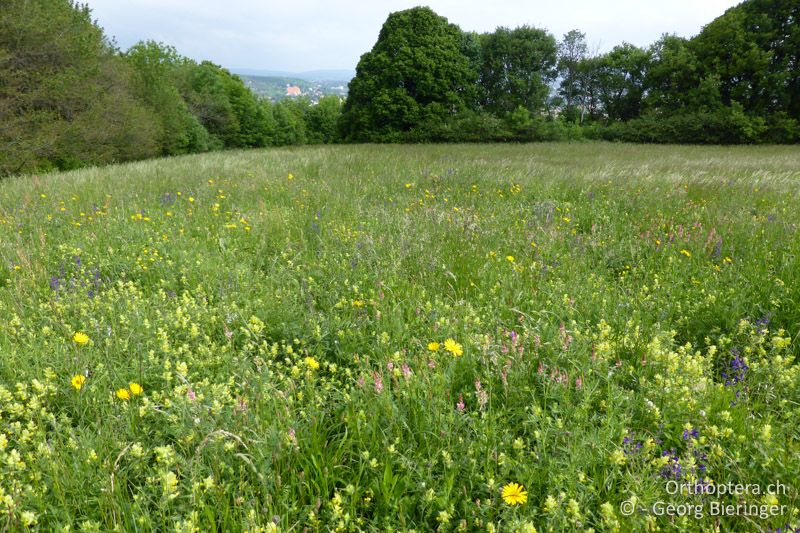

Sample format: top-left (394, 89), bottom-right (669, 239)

top-left (286, 85), bottom-right (302, 97)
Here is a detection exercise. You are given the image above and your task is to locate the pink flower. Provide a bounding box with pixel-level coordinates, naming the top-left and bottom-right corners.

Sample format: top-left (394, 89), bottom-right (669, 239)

top-left (402, 364), bottom-right (411, 378)
top-left (456, 394), bottom-right (465, 411)
top-left (373, 372), bottom-right (384, 393)
top-left (187, 388), bottom-right (196, 401)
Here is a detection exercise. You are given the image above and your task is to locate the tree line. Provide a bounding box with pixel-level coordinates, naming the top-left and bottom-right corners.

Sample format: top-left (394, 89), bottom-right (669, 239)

top-left (2, 0), bottom-right (798, 175)
top-left (0, 0), bottom-right (341, 176)
top-left (342, 1), bottom-right (799, 144)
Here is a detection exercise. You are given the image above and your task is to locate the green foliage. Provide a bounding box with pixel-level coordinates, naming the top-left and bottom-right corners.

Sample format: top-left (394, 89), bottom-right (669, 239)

top-left (479, 26), bottom-right (558, 116)
top-left (594, 43), bottom-right (651, 122)
top-left (637, 0), bottom-right (800, 142)
top-left (557, 30), bottom-right (589, 122)
top-left (3, 0), bottom-right (800, 178)
top-left (125, 41), bottom-right (204, 156)
top-left (0, 1), bottom-right (342, 176)
top-left (0, 0), bottom-right (160, 174)
top-left (304, 96), bottom-right (343, 144)
top-left (340, 7), bottom-right (478, 141)
top-left (271, 98), bottom-right (308, 146)
top-left (600, 105), bottom-right (767, 144)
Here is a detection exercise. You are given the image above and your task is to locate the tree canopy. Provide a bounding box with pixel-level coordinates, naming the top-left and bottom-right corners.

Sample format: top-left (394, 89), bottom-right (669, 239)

top-left (340, 7), bottom-right (477, 141)
top-left (2, 0), bottom-right (799, 176)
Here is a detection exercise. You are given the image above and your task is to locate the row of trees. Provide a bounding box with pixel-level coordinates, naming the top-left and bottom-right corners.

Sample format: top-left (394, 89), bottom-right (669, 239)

top-left (2, 0), bottom-right (797, 175)
top-left (342, 1), bottom-right (800, 144)
top-left (0, 0), bottom-right (342, 175)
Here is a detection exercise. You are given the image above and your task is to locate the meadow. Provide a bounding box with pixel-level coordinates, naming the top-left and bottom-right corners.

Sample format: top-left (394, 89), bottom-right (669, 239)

top-left (0, 142), bottom-right (798, 532)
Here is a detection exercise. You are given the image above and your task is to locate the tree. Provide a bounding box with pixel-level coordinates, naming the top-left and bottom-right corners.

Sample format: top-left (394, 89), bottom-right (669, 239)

top-left (125, 41), bottom-right (208, 155)
top-left (557, 30), bottom-right (588, 121)
top-left (340, 7), bottom-right (478, 141)
top-left (575, 55), bottom-right (603, 122)
top-left (271, 98), bottom-right (307, 146)
top-left (0, 0), bottom-right (159, 174)
top-left (691, 8), bottom-right (772, 114)
top-left (595, 43), bottom-right (651, 121)
top-left (304, 96), bottom-right (342, 144)
top-left (479, 26), bottom-right (558, 116)
top-left (646, 35), bottom-right (703, 112)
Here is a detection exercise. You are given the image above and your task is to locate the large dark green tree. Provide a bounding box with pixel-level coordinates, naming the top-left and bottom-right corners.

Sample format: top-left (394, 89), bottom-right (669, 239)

top-left (340, 7), bottom-right (478, 141)
top-left (692, 0), bottom-right (799, 121)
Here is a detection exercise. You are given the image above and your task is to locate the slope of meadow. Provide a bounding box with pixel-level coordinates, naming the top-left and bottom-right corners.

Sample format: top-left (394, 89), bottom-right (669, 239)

top-left (1, 143), bottom-right (799, 531)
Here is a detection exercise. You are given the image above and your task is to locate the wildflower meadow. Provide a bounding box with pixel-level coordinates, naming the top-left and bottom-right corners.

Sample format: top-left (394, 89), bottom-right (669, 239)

top-left (0, 143), bottom-right (798, 531)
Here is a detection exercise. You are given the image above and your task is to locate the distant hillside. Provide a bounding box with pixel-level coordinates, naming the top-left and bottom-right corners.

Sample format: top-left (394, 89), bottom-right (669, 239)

top-left (232, 68), bottom-right (355, 83)
top-left (238, 74), bottom-right (348, 102)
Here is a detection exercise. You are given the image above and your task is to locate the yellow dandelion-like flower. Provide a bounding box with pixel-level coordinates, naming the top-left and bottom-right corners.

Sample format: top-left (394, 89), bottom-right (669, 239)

top-left (443, 338), bottom-right (463, 357)
top-left (427, 342), bottom-right (440, 352)
top-left (73, 332), bottom-right (89, 345)
top-left (71, 374), bottom-right (86, 391)
top-left (502, 482), bottom-right (528, 505)
top-left (304, 356), bottom-right (320, 370)
top-left (506, 255), bottom-right (515, 263)
top-left (129, 382), bottom-right (143, 396)
top-left (116, 388), bottom-right (131, 401)
top-left (680, 249), bottom-right (692, 258)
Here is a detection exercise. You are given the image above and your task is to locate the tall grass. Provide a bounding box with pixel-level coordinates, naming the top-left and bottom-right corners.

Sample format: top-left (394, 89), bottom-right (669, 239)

top-left (0, 142), bottom-right (798, 531)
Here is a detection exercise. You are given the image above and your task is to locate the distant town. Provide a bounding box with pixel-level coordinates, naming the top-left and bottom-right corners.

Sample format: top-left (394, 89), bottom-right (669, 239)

top-left (235, 71), bottom-right (352, 103)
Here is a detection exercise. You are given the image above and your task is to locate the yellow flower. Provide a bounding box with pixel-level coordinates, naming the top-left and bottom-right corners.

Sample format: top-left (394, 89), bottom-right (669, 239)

top-left (304, 356), bottom-right (320, 370)
top-left (506, 255), bottom-right (515, 263)
top-left (610, 449), bottom-right (627, 465)
top-left (443, 338), bottom-right (463, 357)
top-left (129, 382), bottom-right (143, 396)
top-left (427, 342), bottom-right (440, 352)
top-left (680, 249), bottom-right (692, 258)
top-left (502, 482), bottom-right (528, 505)
top-left (116, 388), bottom-right (130, 401)
top-left (71, 374), bottom-right (86, 391)
top-left (73, 332), bottom-right (89, 345)
top-left (20, 511), bottom-right (37, 528)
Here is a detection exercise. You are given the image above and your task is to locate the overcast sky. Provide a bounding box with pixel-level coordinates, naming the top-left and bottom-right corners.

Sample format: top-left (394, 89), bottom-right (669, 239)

top-left (84, 0), bottom-right (742, 73)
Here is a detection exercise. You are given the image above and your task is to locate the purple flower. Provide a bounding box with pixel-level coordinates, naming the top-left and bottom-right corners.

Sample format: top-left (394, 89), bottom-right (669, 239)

top-left (682, 428), bottom-right (699, 440)
top-left (722, 348), bottom-right (748, 387)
